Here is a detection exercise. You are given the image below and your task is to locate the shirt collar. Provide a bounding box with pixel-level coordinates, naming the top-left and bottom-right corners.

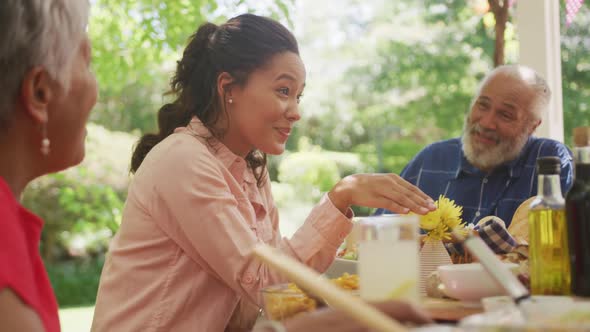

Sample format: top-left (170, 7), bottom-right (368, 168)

top-left (456, 137), bottom-right (533, 179)
top-left (181, 118), bottom-right (256, 184)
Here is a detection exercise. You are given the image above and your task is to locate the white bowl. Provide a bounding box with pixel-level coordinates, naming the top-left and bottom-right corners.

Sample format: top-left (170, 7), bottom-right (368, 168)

top-left (437, 262), bottom-right (519, 303)
top-left (324, 258), bottom-right (357, 278)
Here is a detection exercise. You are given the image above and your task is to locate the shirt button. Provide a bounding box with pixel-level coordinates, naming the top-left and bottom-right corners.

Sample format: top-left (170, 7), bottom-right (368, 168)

top-left (483, 178), bottom-right (488, 184)
top-left (475, 211), bottom-right (481, 217)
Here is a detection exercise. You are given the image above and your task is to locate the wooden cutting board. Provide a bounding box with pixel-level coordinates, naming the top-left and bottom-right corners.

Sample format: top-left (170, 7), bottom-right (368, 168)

top-left (421, 297), bottom-right (483, 322)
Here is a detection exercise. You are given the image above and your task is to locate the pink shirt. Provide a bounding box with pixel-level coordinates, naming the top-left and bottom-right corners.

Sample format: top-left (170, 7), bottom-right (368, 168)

top-left (91, 119), bottom-right (353, 332)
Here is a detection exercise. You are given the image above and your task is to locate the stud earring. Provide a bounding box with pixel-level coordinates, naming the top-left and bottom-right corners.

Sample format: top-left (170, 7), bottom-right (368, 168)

top-left (228, 98), bottom-right (233, 104)
top-left (40, 123), bottom-right (50, 156)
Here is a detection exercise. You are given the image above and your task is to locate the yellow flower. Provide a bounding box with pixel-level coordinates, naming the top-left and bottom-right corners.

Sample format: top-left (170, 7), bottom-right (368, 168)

top-left (419, 195), bottom-right (466, 242)
top-left (436, 195), bottom-right (463, 229)
top-left (419, 209), bottom-right (441, 231)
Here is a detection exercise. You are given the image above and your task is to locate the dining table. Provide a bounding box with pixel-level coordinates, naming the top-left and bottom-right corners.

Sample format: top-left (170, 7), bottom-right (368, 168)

top-left (421, 297), bottom-right (483, 323)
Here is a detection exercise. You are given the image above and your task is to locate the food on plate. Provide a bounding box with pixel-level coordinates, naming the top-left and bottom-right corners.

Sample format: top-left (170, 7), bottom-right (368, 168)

top-left (262, 283), bottom-right (318, 320)
top-left (498, 245), bottom-right (530, 290)
top-left (330, 272), bottom-right (359, 290)
top-left (337, 243), bottom-right (358, 260)
top-left (424, 271), bottom-right (446, 298)
top-left (287, 273), bottom-right (359, 293)
top-left (262, 273), bottom-right (359, 320)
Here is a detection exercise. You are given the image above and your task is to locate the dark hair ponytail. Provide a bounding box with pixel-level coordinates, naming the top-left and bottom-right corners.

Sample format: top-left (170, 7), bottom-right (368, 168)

top-left (130, 103), bottom-right (190, 172)
top-left (130, 23), bottom-right (218, 173)
top-left (130, 15), bottom-right (299, 187)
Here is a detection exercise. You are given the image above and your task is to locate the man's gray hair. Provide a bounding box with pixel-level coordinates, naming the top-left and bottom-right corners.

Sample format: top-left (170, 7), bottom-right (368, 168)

top-left (0, 0), bottom-right (90, 127)
top-left (470, 64), bottom-right (551, 122)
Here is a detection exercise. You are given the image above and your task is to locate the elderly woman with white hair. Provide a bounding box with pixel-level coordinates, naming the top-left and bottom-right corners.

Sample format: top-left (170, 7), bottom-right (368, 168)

top-left (0, 1), bottom-right (97, 331)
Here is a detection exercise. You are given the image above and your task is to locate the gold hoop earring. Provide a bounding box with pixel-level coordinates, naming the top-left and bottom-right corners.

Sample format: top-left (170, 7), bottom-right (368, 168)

top-left (40, 123), bottom-right (50, 156)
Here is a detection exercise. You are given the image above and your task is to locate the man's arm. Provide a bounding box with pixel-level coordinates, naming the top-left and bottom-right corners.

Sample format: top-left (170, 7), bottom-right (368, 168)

top-left (532, 138), bottom-right (574, 196)
top-left (560, 149), bottom-right (574, 194)
top-left (547, 140), bottom-right (574, 194)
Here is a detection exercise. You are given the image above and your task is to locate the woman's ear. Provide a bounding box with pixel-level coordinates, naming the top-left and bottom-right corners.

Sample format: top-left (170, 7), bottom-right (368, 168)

top-left (216, 72), bottom-right (235, 104)
top-left (19, 66), bottom-right (54, 124)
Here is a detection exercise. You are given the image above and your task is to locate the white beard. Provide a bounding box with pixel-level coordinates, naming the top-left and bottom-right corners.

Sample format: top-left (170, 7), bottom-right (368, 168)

top-left (461, 121), bottom-right (530, 171)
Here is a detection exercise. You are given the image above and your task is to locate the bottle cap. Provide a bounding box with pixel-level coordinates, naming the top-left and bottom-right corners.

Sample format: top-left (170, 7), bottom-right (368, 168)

top-left (536, 156), bottom-right (561, 175)
top-left (573, 127), bottom-right (590, 147)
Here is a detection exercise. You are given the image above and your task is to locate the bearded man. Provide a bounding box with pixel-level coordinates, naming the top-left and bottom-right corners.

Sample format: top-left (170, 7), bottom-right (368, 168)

top-left (376, 65), bottom-right (573, 226)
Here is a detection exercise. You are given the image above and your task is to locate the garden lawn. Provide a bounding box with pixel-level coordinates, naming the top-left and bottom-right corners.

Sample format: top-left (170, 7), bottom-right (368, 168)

top-left (59, 306), bottom-right (94, 332)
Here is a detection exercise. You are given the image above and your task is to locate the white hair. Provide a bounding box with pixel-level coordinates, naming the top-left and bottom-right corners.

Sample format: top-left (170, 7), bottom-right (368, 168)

top-left (468, 64), bottom-right (551, 122)
top-left (0, 0), bottom-right (90, 127)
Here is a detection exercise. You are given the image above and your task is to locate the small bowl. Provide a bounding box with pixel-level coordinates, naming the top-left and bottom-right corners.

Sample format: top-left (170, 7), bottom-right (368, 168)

top-left (324, 258), bottom-right (358, 278)
top-left (261, 283), bottom-right (317, 321)
top-left (437, 262), bottom-right (519, 303)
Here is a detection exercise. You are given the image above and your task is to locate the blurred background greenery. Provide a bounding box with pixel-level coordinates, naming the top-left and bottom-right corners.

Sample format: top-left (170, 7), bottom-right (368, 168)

top-left (19, 0), bottom-right (590, 330)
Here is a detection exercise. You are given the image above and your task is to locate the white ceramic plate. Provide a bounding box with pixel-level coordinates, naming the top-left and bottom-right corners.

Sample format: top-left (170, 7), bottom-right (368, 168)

top-left (324, 258), bottom-right (357, 278)
top-left (461, 297), bottom-right (590, 331)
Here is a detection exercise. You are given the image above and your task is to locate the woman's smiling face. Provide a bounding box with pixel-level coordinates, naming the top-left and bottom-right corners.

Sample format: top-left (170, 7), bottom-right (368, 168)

top-left (219, 51), bottom-right (306, 157)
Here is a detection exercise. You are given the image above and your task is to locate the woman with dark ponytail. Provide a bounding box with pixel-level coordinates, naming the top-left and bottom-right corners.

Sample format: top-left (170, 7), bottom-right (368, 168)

top-left (92, 14), bottom-right (435, 331)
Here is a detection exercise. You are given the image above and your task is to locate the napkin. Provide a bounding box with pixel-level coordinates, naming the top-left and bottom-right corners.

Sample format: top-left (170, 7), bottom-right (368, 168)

top-left (447, 216), bottom-right (518, 255)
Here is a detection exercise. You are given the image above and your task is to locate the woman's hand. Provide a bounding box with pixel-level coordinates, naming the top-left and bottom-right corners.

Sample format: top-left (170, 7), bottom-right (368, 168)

top-left (328, 173), bottom-right (436, 215)
top-left (282, 300), bottom-right (433, 332)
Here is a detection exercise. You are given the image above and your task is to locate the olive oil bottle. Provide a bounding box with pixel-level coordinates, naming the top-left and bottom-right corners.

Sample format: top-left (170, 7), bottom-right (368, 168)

top-left (529, 156), bottom-right (571, 295)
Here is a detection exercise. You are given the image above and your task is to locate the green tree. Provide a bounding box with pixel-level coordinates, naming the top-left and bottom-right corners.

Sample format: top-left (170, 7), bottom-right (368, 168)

top-left (561, 5), bottom-right (590, 144)
top-left (23, 124), bottom-right (137, 262)
top-left (294, 0), bottom-right (590, 172)
top-left (89, 0), bottom-right (294, 133)
top-left (294, 0), bottom-right (505, 171)
top-left (348, 0), bottom-right (512, 140)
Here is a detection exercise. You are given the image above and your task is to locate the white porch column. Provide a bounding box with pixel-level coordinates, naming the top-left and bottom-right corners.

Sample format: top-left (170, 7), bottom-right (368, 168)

top-left (516, 0), bottom-right (564, 142)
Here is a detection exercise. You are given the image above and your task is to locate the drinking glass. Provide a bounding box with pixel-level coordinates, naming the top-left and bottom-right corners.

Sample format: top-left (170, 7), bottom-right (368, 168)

top-left (356, 214), bottom-right (419, 303)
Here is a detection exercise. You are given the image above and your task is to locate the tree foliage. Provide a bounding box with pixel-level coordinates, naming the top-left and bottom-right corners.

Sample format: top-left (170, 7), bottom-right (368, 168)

top-left (294, 0), bottom-right (588, 172)
top-left (30, 0), bottom-right (590, 265)
top-left (24, 124), bottom-right (137, 262)
top-left (561, 5), bottom-right (590, 144)
top-left (294, 0), bottom-right (504, 172)
top-left (89, 0), bottom-right (294, 133)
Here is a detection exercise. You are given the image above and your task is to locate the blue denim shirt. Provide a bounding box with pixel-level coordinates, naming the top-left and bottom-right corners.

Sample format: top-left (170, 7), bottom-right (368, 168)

top-left (375, 137), bottom-right (574, 226)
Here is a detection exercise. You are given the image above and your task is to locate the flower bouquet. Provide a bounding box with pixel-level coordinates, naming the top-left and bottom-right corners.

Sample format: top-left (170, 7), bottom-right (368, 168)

top-left (418, 195), bottom-right (468, 294)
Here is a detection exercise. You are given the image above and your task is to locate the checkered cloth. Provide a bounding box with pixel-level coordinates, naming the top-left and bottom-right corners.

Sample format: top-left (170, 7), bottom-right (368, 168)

top-left (447, 217), bottom-right (518, 255)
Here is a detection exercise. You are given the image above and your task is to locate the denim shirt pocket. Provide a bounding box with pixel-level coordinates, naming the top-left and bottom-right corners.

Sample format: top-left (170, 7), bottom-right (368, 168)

top-left (495, 198), bottom-right (525, 226)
